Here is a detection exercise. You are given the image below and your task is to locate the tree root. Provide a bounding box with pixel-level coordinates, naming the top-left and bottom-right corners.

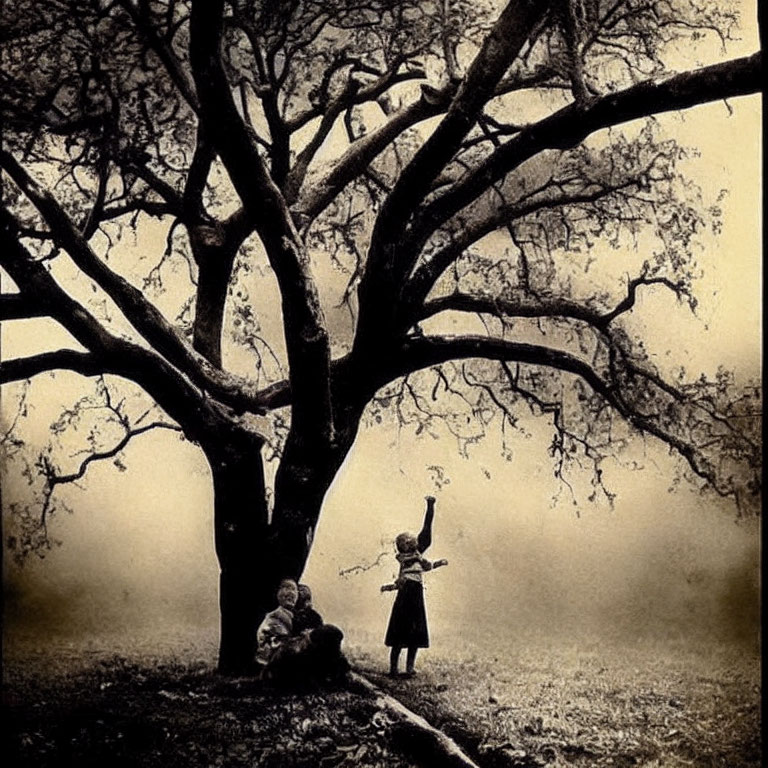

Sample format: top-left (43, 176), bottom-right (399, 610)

top-left (348, 671), bottom-right (483, 768)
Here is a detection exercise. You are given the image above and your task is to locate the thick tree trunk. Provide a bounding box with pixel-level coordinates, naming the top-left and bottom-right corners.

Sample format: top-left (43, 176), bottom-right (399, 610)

top-left (270, 394), bottom-right (368, 580)
top-left (201, 427), bottom-right (275, 674)
top-left (199, 385), bottom-right (368, 674)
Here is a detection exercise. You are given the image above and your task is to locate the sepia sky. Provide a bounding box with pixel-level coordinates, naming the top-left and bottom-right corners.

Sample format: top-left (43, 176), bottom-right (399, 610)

top-left (1, 3), bottom-right (761, 655)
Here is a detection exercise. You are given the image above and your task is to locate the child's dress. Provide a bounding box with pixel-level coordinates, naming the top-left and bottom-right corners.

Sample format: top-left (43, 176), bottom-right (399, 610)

top-left (384, 506), bottom-right (434, 649)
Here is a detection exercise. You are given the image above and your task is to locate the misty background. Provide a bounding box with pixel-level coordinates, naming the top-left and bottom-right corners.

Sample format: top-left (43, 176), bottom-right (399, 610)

top-left (2, 404), bottom-right (760, 656)
top-left (1, 43), bottom-right (761, 661)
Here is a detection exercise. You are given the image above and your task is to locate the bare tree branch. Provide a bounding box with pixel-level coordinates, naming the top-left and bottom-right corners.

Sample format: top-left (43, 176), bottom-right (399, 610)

top-left (116, 0), bottom-right (200, 113)
top-left (0, 207), bottom-right (267, 430)
top-left (1, 154), bottom-right (272, 415)
top-left (364, 1), bottom-right (551, 279)
top-left (390, 332), bottom-right (756, 503)
top-left (190, 0), bottom-right (334, 442)
top-left (0, 350), bottom-right (104, 383)
top-left (292, 67), bottom-right (565, 226)
top-left (0, 293), bottom-right (50, 321)
top-left (284, 62), bottom-right (427, 204)
top-left (182, 125), bottom-right (215, 219)
top-left (33, 414), bottom-right (183, 553)
top-left (417, 276), bottom-right (686, 330)
top-left (405, 177), bottom-right (646, 308)
top-left (48, 420), bottom-right (182, 488)
top-left (412, 51), bottom-right (762, 244)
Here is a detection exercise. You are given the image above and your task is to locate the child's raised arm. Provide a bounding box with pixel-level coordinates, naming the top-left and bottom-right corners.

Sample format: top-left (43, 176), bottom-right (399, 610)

top-left (417, 496), bottom-right (436, 553)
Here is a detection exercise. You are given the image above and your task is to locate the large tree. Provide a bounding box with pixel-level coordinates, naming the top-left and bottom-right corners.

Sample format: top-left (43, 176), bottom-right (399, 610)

top-left (0, 0), bottom-right (761, 672)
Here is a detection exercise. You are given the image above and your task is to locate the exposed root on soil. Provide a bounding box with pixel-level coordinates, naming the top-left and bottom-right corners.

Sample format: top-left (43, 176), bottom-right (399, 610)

top-left (350, 671), bottom-right (483, 768)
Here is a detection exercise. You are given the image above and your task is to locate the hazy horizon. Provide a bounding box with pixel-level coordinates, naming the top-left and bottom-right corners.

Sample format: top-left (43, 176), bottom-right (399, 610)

top-left (3, 411), bottom-right (759, 659)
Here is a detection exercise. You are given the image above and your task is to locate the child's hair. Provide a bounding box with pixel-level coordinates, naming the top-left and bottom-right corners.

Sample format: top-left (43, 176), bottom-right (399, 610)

top-left (278, 578), bottom-right (298, 590)
top-left (395, 532), bottom-right (417, 553)
top-left (297, 584), bottom-right (312, 605)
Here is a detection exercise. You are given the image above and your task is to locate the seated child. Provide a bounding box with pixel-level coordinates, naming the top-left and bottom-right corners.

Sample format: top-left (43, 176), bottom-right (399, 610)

top-left (257, 580), bottom-right (349, 687)
top-left (293, 583), bottom-right (324, 634)
top-left (255, 578), bottom-right (299, 666)
top-left (265, 623), bottom-right (350, 688)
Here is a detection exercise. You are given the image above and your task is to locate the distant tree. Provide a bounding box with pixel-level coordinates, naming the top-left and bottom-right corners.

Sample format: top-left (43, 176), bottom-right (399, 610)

top-left (0, 0), bottom-right (761, 673)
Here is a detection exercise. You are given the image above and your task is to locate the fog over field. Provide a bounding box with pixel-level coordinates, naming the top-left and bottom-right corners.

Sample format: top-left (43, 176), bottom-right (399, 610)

top-left (3, 407), bottom-right (759, 657)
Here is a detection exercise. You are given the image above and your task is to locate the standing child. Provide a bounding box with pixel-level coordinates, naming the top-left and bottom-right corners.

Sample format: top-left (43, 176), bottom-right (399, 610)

top-left (381, 495), bottom-right (448, 677)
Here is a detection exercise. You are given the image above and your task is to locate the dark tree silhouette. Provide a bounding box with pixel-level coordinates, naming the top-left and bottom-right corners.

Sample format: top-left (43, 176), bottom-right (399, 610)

top-left (1, 0), bottom-right (761, 672)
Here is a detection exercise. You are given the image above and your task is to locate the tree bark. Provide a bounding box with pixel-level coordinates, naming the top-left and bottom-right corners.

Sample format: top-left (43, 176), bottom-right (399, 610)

top-left (270, 393), bottom-right (367, 580)
top-left (191, 243), bottom-right (235, 368)
top-left (201, 427), bottom-right (272, 674)
top-left (194, 366), bottom-right (370, 674)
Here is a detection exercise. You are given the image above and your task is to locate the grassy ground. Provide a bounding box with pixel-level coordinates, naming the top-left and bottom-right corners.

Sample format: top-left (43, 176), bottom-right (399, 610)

top-left (2, 636), bottom-right (417, 768)
top-left (353, 633), bottom-right (761, 768)
top-left (2, 629), bottom-right (761, 768)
